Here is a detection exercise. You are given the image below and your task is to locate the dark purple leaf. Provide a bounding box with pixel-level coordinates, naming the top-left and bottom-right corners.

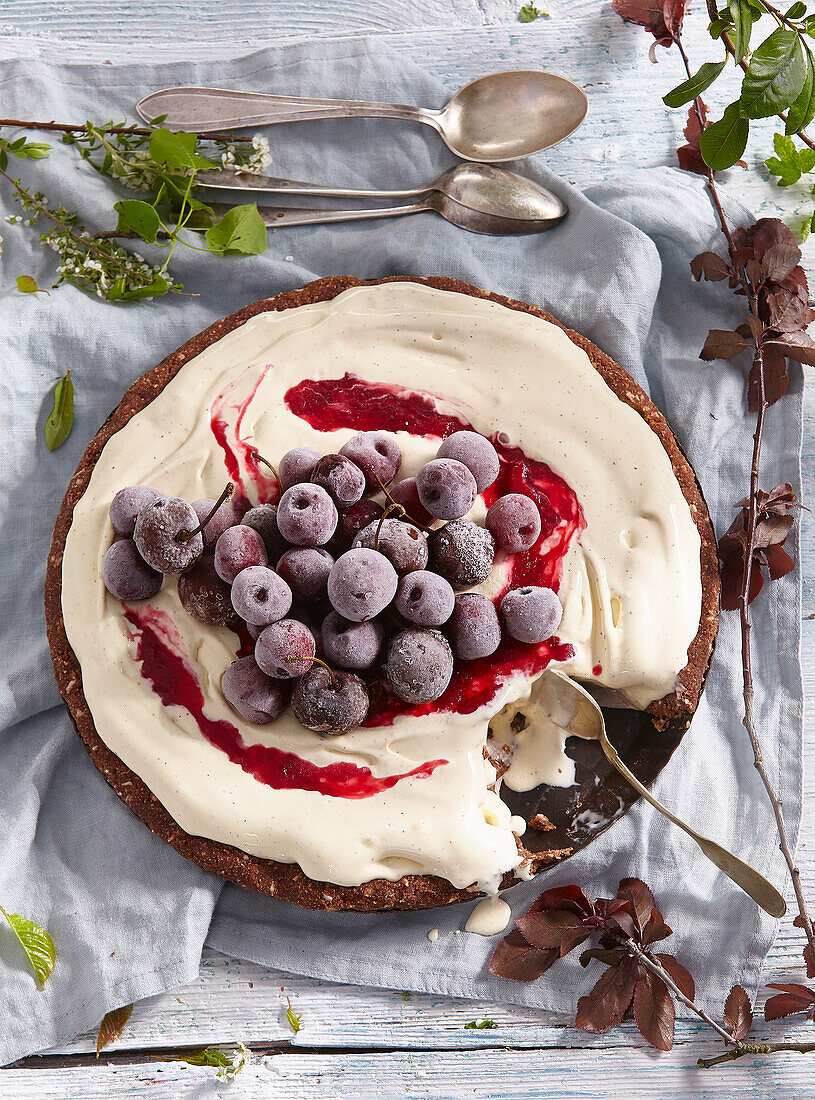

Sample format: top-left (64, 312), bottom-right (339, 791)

top-left (612, 0), bottom-right (687, 49)
top-left (633, 971), bottom-right (675, 1051)
top-left (749, 344), bottom-right (789, 411)
top-left (488, 930), bottom-right (558, 983)
top-left (559, 926), bottom-right (592, 957)
top-left (653, 954), bottom-right (696, 1000)
top-left (575, 956), bottom-right (641, 1034)
top-left (641, 909), bottom-right (673, 946)
top-left (700, 329), bottom-right (750, 361)
top-left (761, 543), bottom-right (795, 580)
top-left (616, 879), bottom-right (655, 934)
top-left (580, 947), bottom-right (625, 969)
top-left (752, 219), bottom-right (802, 280)
top-left (691, 251), bottom-right (730, 282)
top-left (762, 288), bottom-right (815, 332)
top-left (764, 982), bottom-right (815, 1021)
top-left (529, 884), bottom-right (593, 917)
top-left (766, 332), bottom-right (815, 366)
top-left (723, 984), bottom-right (753, 1041)
top-left (516, 909), bottom-right (585, 951)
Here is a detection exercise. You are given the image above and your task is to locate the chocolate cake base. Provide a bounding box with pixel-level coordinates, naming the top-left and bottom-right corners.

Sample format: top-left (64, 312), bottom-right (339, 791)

top-left (44, 276), bottom-right (720, 912)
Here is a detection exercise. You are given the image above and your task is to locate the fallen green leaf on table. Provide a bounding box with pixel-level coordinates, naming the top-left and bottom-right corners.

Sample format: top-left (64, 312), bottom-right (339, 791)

top-left (766, 132), bottom-right (815, 185)
top-left (176, 1043), bottom-right (249, 1078)
top-left (464, 1019), bottom-right (498, 1029)
top-left (96, 1004), bottom-right (133, 1056)
top-left (44, 370), bottom-right (74, 452)
top-left (0, 905), bottom-right (56, 987)
top-left (16, 274), bottom-right (48, 294)
top-left (286, 996), bottom-right (303, 1034)
top-left (519, 4), bottom-right (547, 21)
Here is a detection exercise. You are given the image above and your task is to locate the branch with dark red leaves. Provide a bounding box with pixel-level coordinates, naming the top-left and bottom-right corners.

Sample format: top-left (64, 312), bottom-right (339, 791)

top-left (491, 879), bottom-right (815, 1065)
top-left (611, 0), bottom-right (815, 1020)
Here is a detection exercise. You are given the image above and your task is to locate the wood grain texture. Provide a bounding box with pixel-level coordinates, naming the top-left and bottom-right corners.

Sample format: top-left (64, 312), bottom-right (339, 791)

top-left (0, 1), bottom-right (813, 1095)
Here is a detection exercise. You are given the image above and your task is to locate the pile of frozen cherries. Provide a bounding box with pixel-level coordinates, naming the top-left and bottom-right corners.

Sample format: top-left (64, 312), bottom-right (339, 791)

top-left (102, 429), bottom-right (563, 735)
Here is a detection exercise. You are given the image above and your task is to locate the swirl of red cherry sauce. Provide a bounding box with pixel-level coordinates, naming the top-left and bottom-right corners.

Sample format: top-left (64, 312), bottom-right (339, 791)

top-left (285, 373), bottom-right (585, 725)
top-left (123, 604), bottom-right (446, 799)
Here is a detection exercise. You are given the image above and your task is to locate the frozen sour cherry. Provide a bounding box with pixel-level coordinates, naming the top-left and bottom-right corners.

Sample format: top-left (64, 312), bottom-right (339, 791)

top-left (437, 430), bottom-right (499, 492)
top-left (394, 570), bottom-right (455, 627)
top-left (178, 556), bottom-right (237, 626)
top-left (192, 497), bottom-right (247, 549)
top-left (448, 593), bottom-right (501, 661)
top-left (500, 586), bottom-right (563, 644)
top-left (277, 483), bottom-right (338, 547)
top-left (230, 565), bottom-right (292, 626)
top-left (109, 485), bottom-right (163, 537)
top-left (335, 499), bottom-right (384, 549)
top-left (255, 618), bottom-right (316, 678)
top-left (222, 656), bottom-right (290, 724)
top-left (384, 629), bottom-right (454, 705)
top-left (416, 458), bottom-right (477, 521)
top-left (389, 476), bottom-right (434, 527)
top-left (279, 445), bottom-right (321, 489)
top-left (339, 431), bottom-right (401, 491)
top-left (133, 496), bottom-right (203, 574)
top-left (353, 518), bottom-right (428, 575)
top-left (291, 665), bottom-right (369, 734)
top-left (430, 520), bottom-right (495, 588)
top-left (321, 611), bottom-right (384, 671)
top-left (102, 539), bottom-right (163, 601)
top-left (277, 547), bottom-right (333, 602)
top-left (486, 494), bottom-right (541, 553)
top-left (327, 548), bottom-right (398, 622)
top-left (242, 503), bottom-right (288, 560)
top-left (214, 524), bottom-right (267, 584)
top-left (310, 453), bottom-right (366, 508)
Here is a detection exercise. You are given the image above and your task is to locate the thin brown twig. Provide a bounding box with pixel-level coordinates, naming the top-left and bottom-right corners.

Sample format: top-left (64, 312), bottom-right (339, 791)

top-left (0, 118), bottom-right (253, 141)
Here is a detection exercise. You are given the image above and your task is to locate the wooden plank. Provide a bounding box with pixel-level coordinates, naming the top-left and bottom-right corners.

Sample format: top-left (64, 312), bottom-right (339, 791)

top-left (6, 1045), bottom-right (815, 1100)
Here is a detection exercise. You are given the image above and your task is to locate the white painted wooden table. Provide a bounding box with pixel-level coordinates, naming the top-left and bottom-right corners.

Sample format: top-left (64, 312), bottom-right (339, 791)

top-left (1, 2), bottom-right (813, 1096)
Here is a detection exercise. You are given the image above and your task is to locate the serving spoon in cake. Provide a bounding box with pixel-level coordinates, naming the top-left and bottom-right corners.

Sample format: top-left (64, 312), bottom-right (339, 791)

top-left (515, 671), bottom-right (787, 918)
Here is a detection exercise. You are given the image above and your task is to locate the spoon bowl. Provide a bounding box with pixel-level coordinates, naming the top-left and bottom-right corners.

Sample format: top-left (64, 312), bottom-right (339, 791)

top-left (436, 70), bottom-right (588, 161)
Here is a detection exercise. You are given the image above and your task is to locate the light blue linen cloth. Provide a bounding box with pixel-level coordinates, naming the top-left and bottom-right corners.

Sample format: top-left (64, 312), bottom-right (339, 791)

top-left (0, 39), bottom-right (803, 1065)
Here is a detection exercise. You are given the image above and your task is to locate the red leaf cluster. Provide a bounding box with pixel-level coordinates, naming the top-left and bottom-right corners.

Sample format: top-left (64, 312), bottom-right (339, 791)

top-left (612, 0), bottom-right (687, 60)
top-left (489, 878), bottom-right (693, 1051)
top-left (764, 982), bottom-right (815, 1022)
top-left (693, 219), bottom-right (815, 409)
top-left (717, 483), bottom-right (799, 610)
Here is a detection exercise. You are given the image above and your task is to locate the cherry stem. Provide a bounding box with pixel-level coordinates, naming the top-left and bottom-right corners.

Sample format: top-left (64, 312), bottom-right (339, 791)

top-left (177, 482), bottom-right (233, 543)
top-left (373, 473), bottom-right (434, 533)
top-left (305, 655), bottom-right (341, 690)
top-left (251, 451), bottom-right (284, 498)
top-left (374, 502), bottom-right (404, 552)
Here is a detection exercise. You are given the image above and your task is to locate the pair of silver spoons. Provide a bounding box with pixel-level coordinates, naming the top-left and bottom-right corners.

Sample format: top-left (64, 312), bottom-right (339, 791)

top-left (137, 71), bottom-right (588, 234)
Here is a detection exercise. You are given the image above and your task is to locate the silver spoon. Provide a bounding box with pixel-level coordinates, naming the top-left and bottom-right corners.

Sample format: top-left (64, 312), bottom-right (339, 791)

top-left (538, 671), bottom-right (787, 919)
top-left (137, 70), bottom-right (588, 163)
top-left (208, 163), bottom-right (567, 236)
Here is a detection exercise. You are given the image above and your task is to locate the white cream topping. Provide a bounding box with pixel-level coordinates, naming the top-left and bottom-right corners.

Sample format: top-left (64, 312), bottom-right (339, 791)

top-left (60, 282), bottom-right (701, 891)
top-left (465, 895), bottom-right (513, 937)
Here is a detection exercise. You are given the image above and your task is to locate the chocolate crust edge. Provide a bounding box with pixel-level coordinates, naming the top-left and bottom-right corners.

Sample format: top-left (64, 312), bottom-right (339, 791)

top-left (44, 275), bottom-right (720, 912)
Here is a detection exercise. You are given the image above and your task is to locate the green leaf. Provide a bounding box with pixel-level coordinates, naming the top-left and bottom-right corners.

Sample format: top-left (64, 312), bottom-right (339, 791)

top-left (16, 274), bottom-right (48, 294)
top-left (765, 130), bottom-right (815, 183)
top-left (740, 26), bottom-right (807, 118)
top-left (96, 1004), bottom-right (133, 1056)
top-left (709, 17), bottom-right (732, 40)
top-left (700, 101), bottom-right (750, 169)
top-left (729, 0), bottom-right (756, 63)
top-left (205, 203), bottom-right (267, 256)
top-left (0, 906), bottom-right (56, 987)
top-left (787, 2), bottom-right (807, 19)
top-left (105, 275), bottom-right (170, 301)
top-left (44, 370), bottom-right (74, 452)
top-left (464, 1019), bottom-right (499, 1029)
top-left (786, 47), bottom-right (815, 132)
top-left (519, 4), bottom-right (546, 20)
top-left (799, 211), bottom-right (813, 239)
top-left (664, 60), bottom-right (726, 108)
top-left (113, 199), bottom-right (161, 243)
top-left (175, 1044), bottom-right (248, 1078)
top-left (285, 997), bottom-right (302, 1034)
top-left (148, 128), bottom-right (217, 171)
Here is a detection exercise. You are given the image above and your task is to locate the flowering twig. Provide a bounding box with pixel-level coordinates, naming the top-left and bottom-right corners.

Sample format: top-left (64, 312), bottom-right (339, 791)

top-left (0, 118), bottom-right (254, 142)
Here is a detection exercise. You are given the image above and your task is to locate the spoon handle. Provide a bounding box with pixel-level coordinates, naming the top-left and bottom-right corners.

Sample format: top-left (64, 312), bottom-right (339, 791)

top-left (137, 87), bottom-right (437, 133)
top-left (211, 200), bottom-right (432, 228)
top-left (197, 169), bottom-right (431, 201)
top-left (598, 730), bottom-right (787, 919)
